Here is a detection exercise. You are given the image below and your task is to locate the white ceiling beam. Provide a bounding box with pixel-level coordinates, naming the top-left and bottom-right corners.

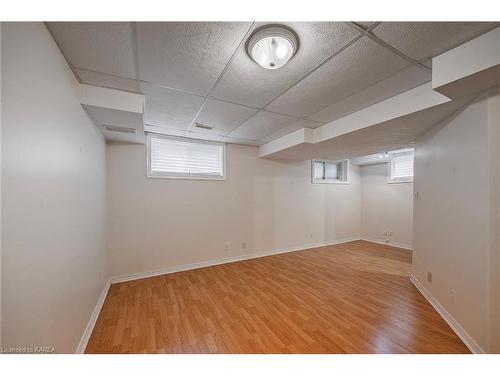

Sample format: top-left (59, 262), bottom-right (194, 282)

top-left (259, 82), bottom-right (449, 158)
top-left (432, 27), bottom-right (500, 99)
top-left (78, 83), bottom-right (144, 114)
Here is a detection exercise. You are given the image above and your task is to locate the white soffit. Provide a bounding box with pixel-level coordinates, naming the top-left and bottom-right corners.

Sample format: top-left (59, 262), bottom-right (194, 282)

top-left (194, 98), bottom-right (259, 135)
top-left (307, 64), bottom-right (431, 123)
top-left (212, 22), bottom-right (360, 108)
top-left (78, 83), bottom-right (144, 114)
top-left (46, 22), bottom-right (136, 79)
top-left (228, 110), bottom-right (298, 140)
top-left (136, 22), bottom-right (252, 96)
top-left (264, 97), bottom-right (469, 161)
top-left (76, 68), bottom-right (138, 92)
top-left (141, 82), bottom-right (205, 130)
top-left (260, 119), bottom-right (323, 143)
top-left (265, 36), bottom-right (410, 118)
top-left (432, 27), bottom-right (500, 99)
top-left (259, 82), bottom-right (451, 159)
top-left (372, 22), bottom-right (498, 61)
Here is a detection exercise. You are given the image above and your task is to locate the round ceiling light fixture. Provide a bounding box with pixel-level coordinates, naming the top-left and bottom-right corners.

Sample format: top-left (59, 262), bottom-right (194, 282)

top-left (246, 25), bottom-right (299, 70)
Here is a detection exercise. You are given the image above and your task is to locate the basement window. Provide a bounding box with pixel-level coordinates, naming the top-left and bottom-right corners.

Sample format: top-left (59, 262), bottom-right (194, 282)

top-left (389, 150), bottom-right (414, 183)
top-left (147, 133), bottom-right (225, 180)
top-left (312, 159), bottom-right (349, 184)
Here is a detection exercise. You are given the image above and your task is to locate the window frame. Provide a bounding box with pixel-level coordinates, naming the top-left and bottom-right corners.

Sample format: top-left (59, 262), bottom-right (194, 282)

top-left (311, 159), bottom-right (349, 185)
top-left (388, 150), bottom-right (414, 184)
top-left (146, 133), bottom-right (226, 181)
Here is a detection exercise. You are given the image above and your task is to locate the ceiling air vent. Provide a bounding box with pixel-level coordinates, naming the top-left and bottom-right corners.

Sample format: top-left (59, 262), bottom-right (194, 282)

top-left (103, 125), bottom-right (137, 134)
top-left (194, 123), bottom-right (213, 130)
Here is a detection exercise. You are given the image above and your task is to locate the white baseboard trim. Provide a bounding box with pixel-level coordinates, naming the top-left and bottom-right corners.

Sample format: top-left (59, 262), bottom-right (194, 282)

top-left (360, 236), bottom-right (413, 251)
top-left (410, 274), bottom-right (485, 354)
top-left (76, 280), bottom-right (111, 354)
top-left (109, 237), bottom-right (361, 284)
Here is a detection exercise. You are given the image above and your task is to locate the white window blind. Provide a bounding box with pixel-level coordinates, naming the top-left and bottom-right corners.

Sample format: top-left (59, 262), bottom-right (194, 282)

top-left (148, 135), bottom-right (225, 179)
top-left (390, 151), bottom-right (414, 182)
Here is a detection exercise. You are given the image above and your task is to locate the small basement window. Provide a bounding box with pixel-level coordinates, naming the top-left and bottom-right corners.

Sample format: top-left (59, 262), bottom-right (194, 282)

top-left (312, 159), bottom-right (349, 184)
top-left (147, 133), bottom-right (225, 180)
top-left (389, 150), bottom-right (414, 183)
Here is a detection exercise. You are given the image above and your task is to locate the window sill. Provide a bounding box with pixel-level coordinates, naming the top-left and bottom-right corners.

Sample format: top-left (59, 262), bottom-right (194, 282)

top-left (146, 174), bottom-right (226, 181)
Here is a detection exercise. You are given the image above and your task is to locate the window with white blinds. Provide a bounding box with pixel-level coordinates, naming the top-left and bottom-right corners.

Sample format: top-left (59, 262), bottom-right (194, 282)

top-left (389, 150), bottom-right (414, 182)
top-left (147, 134), bottom-right (225, 179)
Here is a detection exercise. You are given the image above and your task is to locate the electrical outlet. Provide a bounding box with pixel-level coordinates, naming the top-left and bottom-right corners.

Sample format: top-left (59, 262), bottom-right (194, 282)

top-left (309, 233), bottom-right (313, 239)
top-left (389, 232), bottom-right (393, 237)
top-left (224, 243), bottom-right (230, 252)
top-left (427, 271), bottom-right (433, 283)
top-left (451, 289), bottom-right (457, 303)
top-left (242, 242), bottom-right (246, 249)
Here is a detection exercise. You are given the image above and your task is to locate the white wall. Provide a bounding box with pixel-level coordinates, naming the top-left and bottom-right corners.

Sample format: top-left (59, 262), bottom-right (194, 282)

top-left (1, 23), bottom-right (108, 353)
top-left (413, 91), bottom-right (499, 352)
top-left (106, 143), bottom-right (362, 278)
top-left (361, 163), bottom-right (413, 249)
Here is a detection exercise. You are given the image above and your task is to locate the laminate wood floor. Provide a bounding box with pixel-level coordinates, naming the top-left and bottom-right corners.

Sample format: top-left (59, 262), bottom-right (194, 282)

top-left (85, 240), bottom-right (469, 354)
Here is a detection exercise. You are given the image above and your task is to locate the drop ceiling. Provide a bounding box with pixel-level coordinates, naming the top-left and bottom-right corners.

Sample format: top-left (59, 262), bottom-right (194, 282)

top-left (46, 21), bottom-right (498, 147)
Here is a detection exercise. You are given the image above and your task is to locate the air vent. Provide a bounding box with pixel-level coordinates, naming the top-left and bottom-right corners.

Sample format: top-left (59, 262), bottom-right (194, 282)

top-left (103, 125), bottom-right (137, 134)
top-left (194, 123), bottom-right (213, 130)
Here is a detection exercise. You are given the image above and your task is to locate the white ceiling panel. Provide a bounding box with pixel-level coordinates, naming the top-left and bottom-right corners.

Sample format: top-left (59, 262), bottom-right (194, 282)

top-left (141, 83), bottom-right (205, 129)
top-left (228, 111), bottom-right (298, 140)
top-left (212, 22), bottom-right (360, 108)
top-left (266, 36), bottom-right (410, 118)
top-left (372, 22), bottom-right (497, 61)
top-left (77, 68), bottom-right (138, 92)
top-left (46, 22), bottom-right (136, 78)
top-left (307, 64), bottom-right (431, 123)
top-left (259, 119), bottom-right (322, 143)
top-left (136, 22), bottom-right (252, 96)
top-left (194, 98), bottom-right (258, 135)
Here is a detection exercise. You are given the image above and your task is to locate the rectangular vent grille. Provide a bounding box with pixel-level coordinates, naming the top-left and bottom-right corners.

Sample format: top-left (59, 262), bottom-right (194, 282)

top-left (103, 125), bottom-right (137, 134)
top-left (194, 123), bottom-right (213, 130)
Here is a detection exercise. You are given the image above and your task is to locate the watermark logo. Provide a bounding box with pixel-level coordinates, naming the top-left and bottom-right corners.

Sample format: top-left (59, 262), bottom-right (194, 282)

top-left (1, 346), bottom-right (56, 354)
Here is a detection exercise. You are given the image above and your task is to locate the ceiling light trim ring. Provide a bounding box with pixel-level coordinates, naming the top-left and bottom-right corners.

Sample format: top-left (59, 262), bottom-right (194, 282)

top-left (246, 24), bottom-right (299, 70)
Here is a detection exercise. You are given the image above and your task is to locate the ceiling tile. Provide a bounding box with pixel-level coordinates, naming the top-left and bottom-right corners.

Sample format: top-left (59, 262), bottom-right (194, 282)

top-left (194, 98), bottom-right (258, 135)
top-left (136, 22), bottom-right (252, 96)
top-left (372, 22), bottom-right (497, 61)
top-left (46, 22), bottom-right (136, 78)
top-left (212, 22), bottom-right (360, 108)
top-left (266, 36), bottom-right (410, 118)
top-left (228, 111), bottom-right (298, 140)
top-left (353, 22), bottom-right (377, 29)
top-left (76, 68), bottom-right (138, 92)
top-left (259, 119), bottom-right (323, 143)
top-left (307, 65), bottom-right (431, 123)
top-left (141, 83), bottom-right (205, 130)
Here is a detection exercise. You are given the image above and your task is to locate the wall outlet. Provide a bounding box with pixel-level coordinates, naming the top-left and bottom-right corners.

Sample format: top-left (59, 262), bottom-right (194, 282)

top-left (451, 289), bottom-right (457, 303)
top-left (427, 271), bottom-right (433, 283)
top-left (224, 243), bottom-right (230, 252)
top-left (389, 232), bottom-right (393, 237)
top-left (242, 242), bottom-right (246, 249)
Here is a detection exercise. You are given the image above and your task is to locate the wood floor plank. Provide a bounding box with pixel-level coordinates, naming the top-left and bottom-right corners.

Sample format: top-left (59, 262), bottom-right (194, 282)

top-left (85, 240), bottom-right (470, 354)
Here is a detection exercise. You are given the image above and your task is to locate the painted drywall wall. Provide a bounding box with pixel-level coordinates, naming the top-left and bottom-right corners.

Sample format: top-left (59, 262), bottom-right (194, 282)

top-left (489, 88), bottom-right (500, 353)
top-left (361, 163), bottom-right (413, 249)
top-left (413, 91), bottom-right (498, 352)
top-left (1, 23), bottom-right (108, 353)
top-left (106, 143), bottom-right (362, 278)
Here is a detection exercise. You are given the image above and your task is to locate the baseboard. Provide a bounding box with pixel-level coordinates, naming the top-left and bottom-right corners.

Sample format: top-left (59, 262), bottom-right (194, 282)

top-left (360, 236), bottom-right (413, 251)
top-left (109, 237), bottom-right (361, 284)
top-left (75, 279), bottom-right (111, 354)
top-left (410, 274), bottom-right (485, 354)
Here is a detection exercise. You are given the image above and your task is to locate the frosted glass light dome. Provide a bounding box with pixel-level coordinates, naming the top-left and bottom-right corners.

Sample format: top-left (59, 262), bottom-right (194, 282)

top-left (247, 26), bottom-right (298, 70)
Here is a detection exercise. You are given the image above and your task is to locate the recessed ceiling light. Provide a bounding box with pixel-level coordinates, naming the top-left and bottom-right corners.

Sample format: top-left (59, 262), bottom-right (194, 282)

top-left (246, 25), bottom-right (299, 70)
